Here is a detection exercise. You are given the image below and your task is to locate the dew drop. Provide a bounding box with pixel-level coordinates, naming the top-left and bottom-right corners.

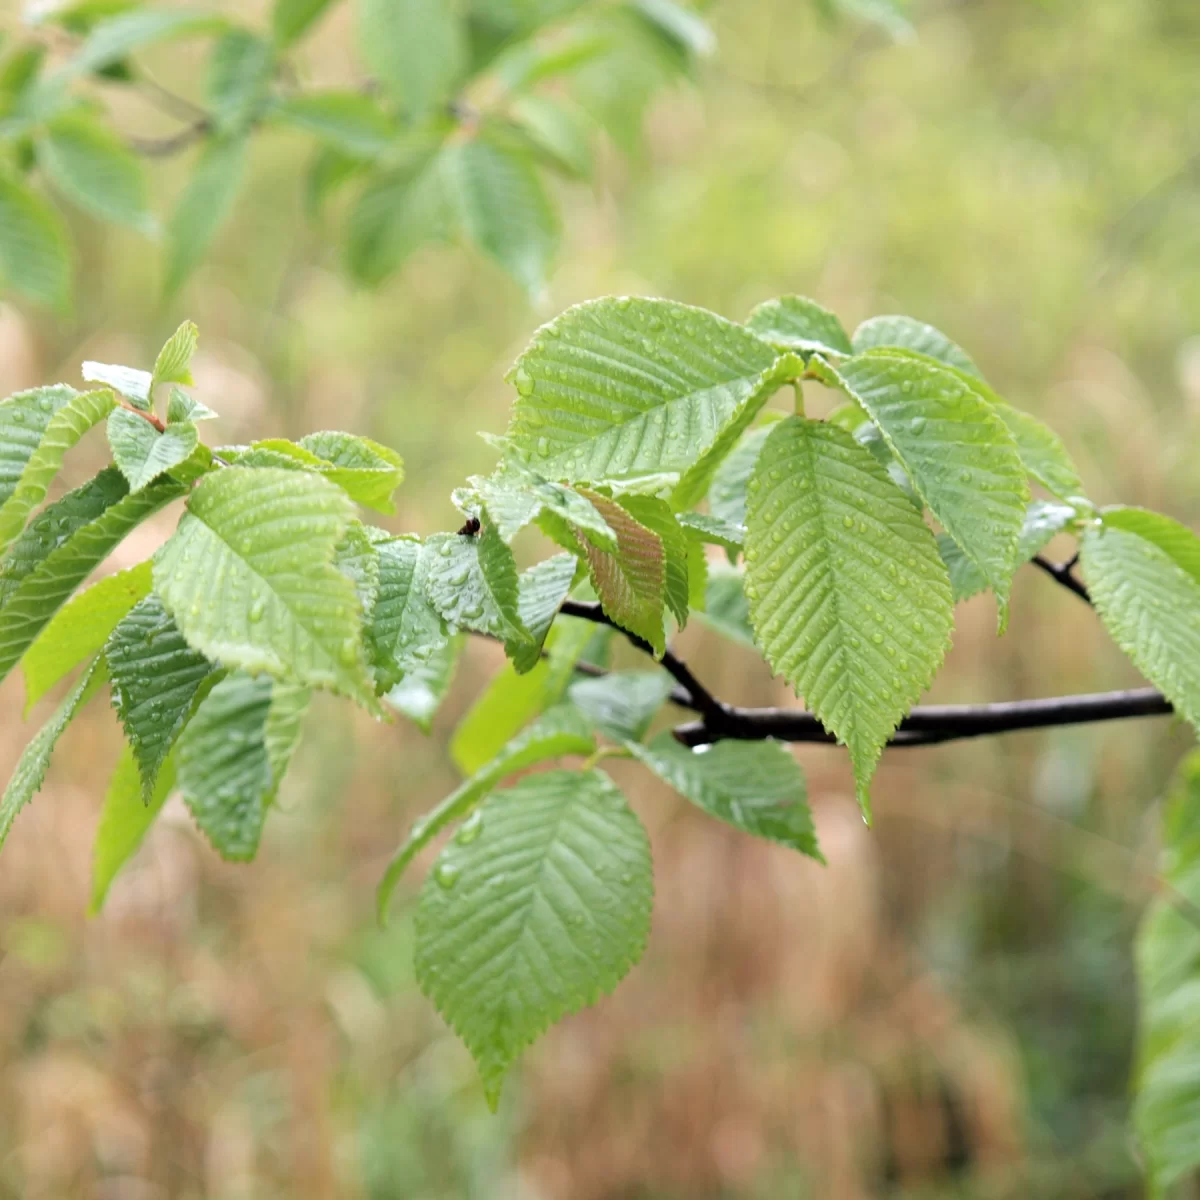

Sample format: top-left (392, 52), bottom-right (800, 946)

top-left (536, 437), bottom-right (550, 457)
top-left (434, 861), bottom-right (461, 890)
top-left (438, 541), bottom-right (453, 558)
top-left (871, 632), bottom-right (884, 644)
top-left (456, 810), bottom-right (483, 845)
top-left (842, 515), bottom-right (854, 528)
top-left (338, 637), bottom-right (358, 666)
top-left (900, 380), bottom-right (913, 394)
top-left (910, 416), bottom-right (927, 435)
top-left (248, 598), bottom-right (265, 623)
top-left (513, 366), bottom-right (534, 396)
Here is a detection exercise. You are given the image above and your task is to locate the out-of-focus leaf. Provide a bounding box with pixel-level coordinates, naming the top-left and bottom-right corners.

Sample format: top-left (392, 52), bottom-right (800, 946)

top-left (359, 0), bottom-right (465, 118)
top-left (165, 135), bottom-right (247, 295)
top-left (0, 169), bottom-right (71, 309)
top-left (205, 30), bottom-right (275, 134)
top-left (272, 0), bottom-right (337, 47)
top-left (273, 91), bottom-right (396, 158)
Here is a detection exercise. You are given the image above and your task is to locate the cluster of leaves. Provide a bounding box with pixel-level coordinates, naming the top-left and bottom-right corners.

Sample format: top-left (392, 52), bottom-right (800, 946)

top-left (0, 0), bottom-right (720, 307)
top-left (1, 297), bottom-right (1197, 1131)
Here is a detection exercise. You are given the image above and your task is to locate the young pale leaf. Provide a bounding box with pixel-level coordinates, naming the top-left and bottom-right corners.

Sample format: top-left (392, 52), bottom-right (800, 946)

top-left (567, 670), bottom-right (675, 742)
top-left (272, 91), bottom-right (396, 158)
top-left (153, 468), bottom-right (376, 704)
top-left (82, 362), bottom-right (151, 408)
top-left (22, 562), bottom-right (152, 714)
top-left (1081, 509), bottom-right (1200, 734)
top-left (107, 409), bottom-right (199, 491)
top-left (939, 499), bottom-right (1078, 603)
top-left (167, 388), bottom-right (217, 424)
top-left (447, 137), bottom-right (559, 298)
top-left (272, 0), bottom-right (336, 46)
top-left (469, 463), bottom-right (615, 549)
top-left (744, 417), bottom-right (953, 817)
top-left (368, 537), bottom-right (447, 693)
top-left (414, 768), bottom-right (652, 1107)
top-left (618, 494), bottom-right (689, 628)
top-left (504, 298), bottom-right (790, 504)
top-left (745, 295), bottom-right (852, 358)
top-left (1135, 750), bottom-right (1200, 1195)
top-left (695, 564), bottom-right (754, 647)
top-left (359, 0), bottom-right (465, 117)
top-left (379, 704), bottom-right (595, 915)
top-left (576, 489), bottom-right (667, 657)
top-left (423, 526), bottom-right (529, 645)
top-left (452, 612), bottom-right (594, 774)
top-left (206, 30), bottom-right (275, 134)
top-left (165, 135), bottom-right (247, 295)
top-left (384, 632), bottom-right (462, 731)
top-left (177, 671), bottom-right (274, 861)
top-left (678, 512), bottom-right (744, 557)
top-left (818, 351), bottom-right (1028, 617)
top-left (706, 423), bottom-right (774, 529)
top-left (107, 596), bottom-right (215, 801)
top-left (38, 110), bottom-right (153, 231)
top-left (89, 746), bottom-right (177, 915)
top-left (0, 384), bottom-right (111, 537)
top-left (0, 468), bottom-right (191, 685)
top-left (298, 432), bottom-right (404, 513)
top-left (629, 734), bottom-right (822, 860)
top-left (0, 169), bottom-right (71, 309)
top-left (0, 657), bottom-right (106, 852)
top-left (851, 314), bottom-right (980, 378)
top-left (152, 321), bottom-right (199, 393)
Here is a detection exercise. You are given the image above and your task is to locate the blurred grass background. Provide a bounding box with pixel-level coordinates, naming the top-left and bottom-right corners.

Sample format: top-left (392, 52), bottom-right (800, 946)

top-left (1, 0), bottom-right (1200, 1195)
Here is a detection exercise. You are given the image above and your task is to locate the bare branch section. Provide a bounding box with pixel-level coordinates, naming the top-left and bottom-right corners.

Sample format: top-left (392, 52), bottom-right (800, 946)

top-left (553, 557), bottom-right (1177, 750)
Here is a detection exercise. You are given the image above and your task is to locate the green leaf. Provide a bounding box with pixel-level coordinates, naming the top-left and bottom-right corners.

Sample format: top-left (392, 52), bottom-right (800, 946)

top-left (745, 295), bottom-right (852, 358)
top-left (447, 137), bottom-right (558, 298)
top-left (851, 314), bottom-right (980, 378)
top-left (816, 351), bottom-right (1028, 616)
top-left (38, 109), bottom-right (152, 231)
top-left (707, 423), bottom-right (773, 529)
top-left (451, 609), bottom-right (594, 774)
top-left (272, 0), bottom-right (336, 46)
top-left (414, 767), bottom-right (652, 1107)
top-left (22, 562), bottom-right (151, 714)
top-left (575, 488), bottom-right (666, 657)
top-left (0, 657), bottom-right (106, 852)
top-left (509, 552), bottom-right (580, 673)
top-left (0, 467), bottom-right (190, 685)
top-left (263, 680), bottom-right (310, 798)
top-left (167, 388), bottom-right (217, 424)
top-left (379, 704), bottom-right (595, 916)
top-left (107, 409), bottom-right (199, 491)
top-left (0, 168), bottom-right (71, 309)
top-left (618, 494), bottom-right (689, 628)
top-left (384, 632), bottom-right (462, 731)
top-left (205, 30), bottom-right (275, 135)
top-left (567, 670), bottom-right (674, 742)
top-left (505, 298), bottom-right (790, 504)
top-left (89, 745), bottom-right (177, 915)
top-left (273, 91), bottom-right (396, 158)
top-left (1080, 509), bottom-right (1200, 735)
top-left (1135, 750), bottom-right (1200, 1195)
top-left (153, 467), bottom-right (376, 703)
top-left (107, 595), bottom-right (215, 801)
top-left (334, 521), bottom-right (380, 614)
top-left (829, 0), bottom-right (914, 40)
top-left (298, 432), bottom-right (404, 513)
top-left (939, 499), bottom-right (1078, 604)
top-left (422, 526), bottom-right (529, 644)
top-left (368, 537), bottom-right (447, 693)
top-left (177, 671), bottom-right (275, 861)
top-left (0, 385), bottom-right (114, 551)
top-left (695, 564), bottom-right (754, 647)
top-left (152, 320), bottom-right (199, 393)
top-left (344, 151), bottom-right (449, 285)
top-left (468, 462), bottom-right (615, 550)
top-left (994, 402), bottom-right (1085, 502)
top-left (359, 0), bottom-right (465, 117)
top-left (629, 734), bottom-right (821, 859)
top-left (59, 10), bottom-right (225, 79)
top-left (744, 417), bottom-right (953, 817)
top-left (510, 94), bottom-right (594, 179)
top-left (165, 134), bottom-right (247, 295)
top-left (632, 0), bottom-right (716, 57)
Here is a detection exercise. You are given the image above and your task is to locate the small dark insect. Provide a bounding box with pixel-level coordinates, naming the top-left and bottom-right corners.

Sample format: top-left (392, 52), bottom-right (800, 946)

top-left (457, 516), bottom-right (481, 537)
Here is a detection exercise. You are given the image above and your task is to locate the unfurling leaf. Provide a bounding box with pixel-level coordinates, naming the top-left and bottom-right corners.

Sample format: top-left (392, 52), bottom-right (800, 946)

top-left (108, 409), bottom-right (199, 491)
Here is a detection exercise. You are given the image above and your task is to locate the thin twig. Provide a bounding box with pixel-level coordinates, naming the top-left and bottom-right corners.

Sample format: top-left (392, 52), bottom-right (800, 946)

top-left (127, 119), bottom-right (211, 158)
top-left (1031, 554), bottom-right (1092, 604)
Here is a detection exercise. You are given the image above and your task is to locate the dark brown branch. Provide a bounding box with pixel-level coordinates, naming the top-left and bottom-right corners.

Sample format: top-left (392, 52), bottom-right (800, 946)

top-left (672, 687), bottom-right (1174, 748)
top-left (1032, 554), bottom-right (1092, 604)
